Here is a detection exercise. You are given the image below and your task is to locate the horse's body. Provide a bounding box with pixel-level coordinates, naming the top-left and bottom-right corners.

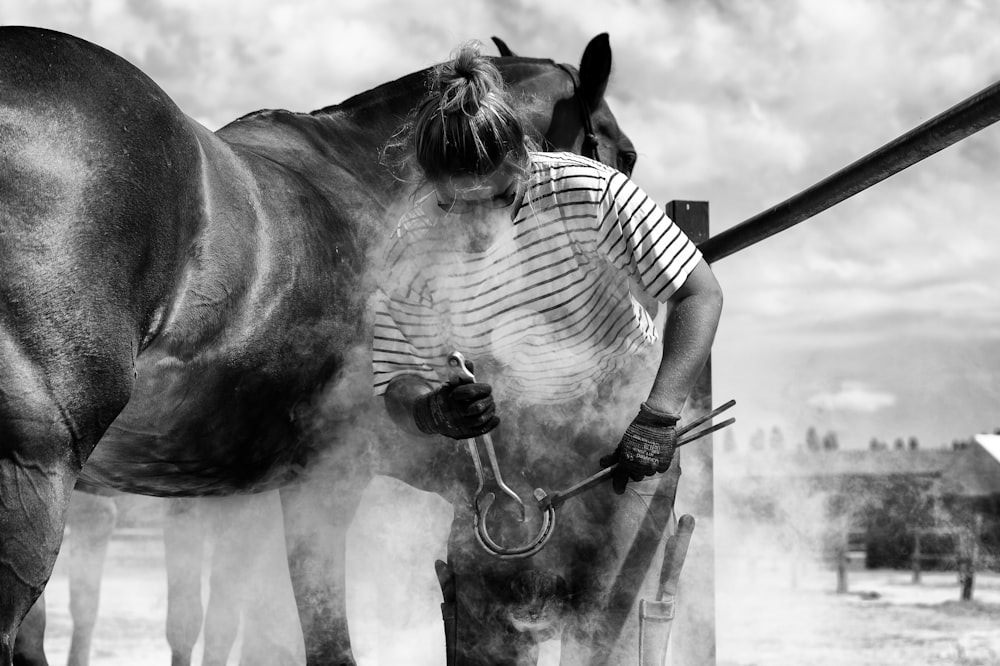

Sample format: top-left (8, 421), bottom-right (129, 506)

top-left (0, 27), bottom-right (635, 665)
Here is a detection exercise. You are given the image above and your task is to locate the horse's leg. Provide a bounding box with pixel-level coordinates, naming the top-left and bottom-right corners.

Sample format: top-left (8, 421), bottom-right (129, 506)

top-left (66, 490), bottom-right (118, 666)
top-left (238, 591), bottom-right (301, 666)
top-left (163, 499), bottom-right (206, 666)
top-left (0, 395), bottom-right (78, 666)
top-left (279, 478), bottom-right (363, 666)
top-left (230, 492), bottom-right (302, 666)
top-left (0, 332), bottom-right (132, 665)
top-left (200, 497), bottom-right (247, 666)
top-left (11, 595), bottom-right (47, 666)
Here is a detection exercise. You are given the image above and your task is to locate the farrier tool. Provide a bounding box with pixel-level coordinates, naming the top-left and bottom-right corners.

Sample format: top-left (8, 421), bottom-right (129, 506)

top-left (447, 351), bottom-right (734, 560)
top-left (447, 352), bottom-right (557, 559)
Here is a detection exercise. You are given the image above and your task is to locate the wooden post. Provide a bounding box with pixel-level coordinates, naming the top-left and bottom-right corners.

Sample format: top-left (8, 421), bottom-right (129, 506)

top-left (958, 537), bottom-right (974, 601)
top-left (668, 201), bottom-right (715, 665)
top-left (959, 514), bottom-right (983, 601)
top-left (835, 530), bottom-right (849, 594)
top-left (912, 531), bottom-right (922, 584)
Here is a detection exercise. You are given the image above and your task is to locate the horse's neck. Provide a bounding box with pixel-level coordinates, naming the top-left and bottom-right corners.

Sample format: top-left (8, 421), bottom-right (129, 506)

top-left (219, 110), bottom-right (395, 176)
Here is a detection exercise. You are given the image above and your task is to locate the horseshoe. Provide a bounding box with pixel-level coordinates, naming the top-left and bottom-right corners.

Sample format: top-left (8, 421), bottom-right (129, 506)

top-left (448, 352), bottom-right (557, 560)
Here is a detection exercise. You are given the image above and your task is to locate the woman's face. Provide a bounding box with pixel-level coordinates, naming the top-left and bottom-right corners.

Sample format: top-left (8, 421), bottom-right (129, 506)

top-left (435, 169), bottom-right (518, 216)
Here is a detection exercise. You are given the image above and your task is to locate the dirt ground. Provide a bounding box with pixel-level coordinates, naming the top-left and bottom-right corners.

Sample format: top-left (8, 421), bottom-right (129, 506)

top-left (716, 559), bottom-right (1000, 666)
top-left (36, 479), bottom-right (1000, 666)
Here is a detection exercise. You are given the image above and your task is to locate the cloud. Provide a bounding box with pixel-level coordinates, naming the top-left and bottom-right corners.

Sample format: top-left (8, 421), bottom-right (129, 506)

top-left (806, 381), bottom-right (896, 414)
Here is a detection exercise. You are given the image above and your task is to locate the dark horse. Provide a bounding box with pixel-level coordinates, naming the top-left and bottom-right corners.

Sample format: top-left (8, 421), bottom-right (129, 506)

top-left (0, 27), bottom-right (636, 665)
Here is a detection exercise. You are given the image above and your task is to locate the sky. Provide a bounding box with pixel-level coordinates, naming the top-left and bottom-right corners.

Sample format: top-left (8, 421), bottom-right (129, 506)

top-left (3, 0), bottom-right (1000, 452)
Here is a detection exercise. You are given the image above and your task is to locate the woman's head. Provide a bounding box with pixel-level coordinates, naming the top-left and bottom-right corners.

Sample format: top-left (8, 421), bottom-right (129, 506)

top-left (411, 41), bottom-right (532, 186)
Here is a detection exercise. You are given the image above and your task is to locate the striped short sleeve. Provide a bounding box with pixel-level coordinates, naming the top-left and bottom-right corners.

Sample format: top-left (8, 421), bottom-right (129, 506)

top-left (596, 171), bottom-right (702, 300)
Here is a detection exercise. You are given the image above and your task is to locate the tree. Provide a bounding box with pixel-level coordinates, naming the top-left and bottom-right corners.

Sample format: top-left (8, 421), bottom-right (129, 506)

top-left (894, 437), bottom-right (905, 450)
top-left (806, 426), bottom-right (821, 452)
top-left (749, 428), bottom-right (765, 451)
top-left (908, 436), bottom-right (919, 451)
top-left (822, 431), bottom-right (839, 451)
top-left (769, 426), bottom-right (785, 451)
top-left (861, 476), bottom-right (937, 569)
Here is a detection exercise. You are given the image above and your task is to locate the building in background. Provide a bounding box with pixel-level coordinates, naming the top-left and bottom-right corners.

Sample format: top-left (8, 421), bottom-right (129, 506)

top-left (717, 435), bottom-right (1000, 571)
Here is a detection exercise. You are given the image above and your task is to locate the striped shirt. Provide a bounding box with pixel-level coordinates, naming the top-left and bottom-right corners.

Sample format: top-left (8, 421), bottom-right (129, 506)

top-left (372, 152), bottom-right (701, 404)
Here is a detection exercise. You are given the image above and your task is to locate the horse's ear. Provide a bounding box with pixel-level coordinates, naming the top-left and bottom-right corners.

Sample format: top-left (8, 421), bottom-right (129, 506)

top-left (579, 33), bottom-right (611, 107)
top-left (491, 36), bottom-right (516, 57)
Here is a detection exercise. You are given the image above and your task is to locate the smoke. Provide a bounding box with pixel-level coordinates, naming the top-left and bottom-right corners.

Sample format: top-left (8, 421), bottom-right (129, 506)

top-left (345, 476), bottom-right (453, 665)
top-left (715, 452), bottom-right (868, 663)
top-left (162, 493), bottom-right (305, 665)
top-left (714, 436), bottom-right (999, 663)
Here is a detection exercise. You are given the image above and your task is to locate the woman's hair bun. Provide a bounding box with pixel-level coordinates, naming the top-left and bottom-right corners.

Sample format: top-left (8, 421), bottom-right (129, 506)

top-left (432, 41), bottom-right (503, 117)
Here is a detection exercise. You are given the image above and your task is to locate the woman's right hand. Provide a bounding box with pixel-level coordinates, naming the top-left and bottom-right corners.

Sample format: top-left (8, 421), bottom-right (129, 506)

top-left (413, 382), bottom-right (499, 439)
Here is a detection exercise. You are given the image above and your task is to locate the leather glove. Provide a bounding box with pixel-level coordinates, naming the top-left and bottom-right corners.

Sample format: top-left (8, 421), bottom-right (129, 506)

top-left (412, 381), bottom-right (499, 439)
top-left (600, 403), bottom-right (679, 494)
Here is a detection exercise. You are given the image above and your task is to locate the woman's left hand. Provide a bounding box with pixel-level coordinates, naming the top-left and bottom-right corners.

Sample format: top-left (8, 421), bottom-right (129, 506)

top-left (599, 404), bottom-right (678, 494)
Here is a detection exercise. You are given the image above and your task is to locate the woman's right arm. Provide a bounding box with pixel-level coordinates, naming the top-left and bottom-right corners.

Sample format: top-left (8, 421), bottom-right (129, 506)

top-left (384, 374), bottom-right (437, 437)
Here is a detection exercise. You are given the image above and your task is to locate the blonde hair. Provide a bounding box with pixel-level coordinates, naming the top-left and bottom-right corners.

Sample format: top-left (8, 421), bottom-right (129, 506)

top-left (388, 41), bottom-right (534, 185)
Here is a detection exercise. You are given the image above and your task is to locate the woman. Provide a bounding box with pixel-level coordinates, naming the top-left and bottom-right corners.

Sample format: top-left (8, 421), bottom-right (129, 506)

top-left (373, 42), bottom-right (723, 665)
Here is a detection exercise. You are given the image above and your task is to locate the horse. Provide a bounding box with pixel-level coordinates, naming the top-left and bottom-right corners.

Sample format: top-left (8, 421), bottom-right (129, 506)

top-left (0, 27), bottom-right (636, 666)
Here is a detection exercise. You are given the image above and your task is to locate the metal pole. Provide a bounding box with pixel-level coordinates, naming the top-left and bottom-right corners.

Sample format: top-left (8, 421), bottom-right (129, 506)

top-left (700, 77), bottom-right (1000, 263)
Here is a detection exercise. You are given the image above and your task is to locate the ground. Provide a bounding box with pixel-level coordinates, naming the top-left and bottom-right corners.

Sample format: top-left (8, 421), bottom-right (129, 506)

top-left (37, 477), bottom-right (1000, 665)
top-left (716, 560), bottom-right (1000, 666)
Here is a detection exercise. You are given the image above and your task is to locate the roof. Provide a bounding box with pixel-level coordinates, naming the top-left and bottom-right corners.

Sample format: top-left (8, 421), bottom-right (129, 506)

top-left (717, 448), bottom-right (956, 480)
top-left (936, 435), bottom-right (1000, 497)
top-left (716, 435), bottom-right (1000, 498)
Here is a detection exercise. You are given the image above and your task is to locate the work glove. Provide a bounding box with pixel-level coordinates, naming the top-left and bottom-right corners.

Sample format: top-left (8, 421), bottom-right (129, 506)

top-left (600, 403), bottom-right (679, 494)
top-left (412, 381), bottom-right (499, 439)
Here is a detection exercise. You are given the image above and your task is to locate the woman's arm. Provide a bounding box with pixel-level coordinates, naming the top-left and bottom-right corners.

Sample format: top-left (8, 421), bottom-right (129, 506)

top-left (644, 258), bottom-right (723, 416)
top-left (384, 374), bottom-right (438, 437)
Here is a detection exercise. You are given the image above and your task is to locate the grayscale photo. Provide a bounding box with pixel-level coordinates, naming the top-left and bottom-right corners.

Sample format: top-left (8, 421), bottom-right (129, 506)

top-left (1, 2), bottom-right (998, 665)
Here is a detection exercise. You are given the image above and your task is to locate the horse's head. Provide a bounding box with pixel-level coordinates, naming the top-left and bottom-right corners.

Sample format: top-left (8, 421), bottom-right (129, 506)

top-left (494, 34), bottom-right (637, 177)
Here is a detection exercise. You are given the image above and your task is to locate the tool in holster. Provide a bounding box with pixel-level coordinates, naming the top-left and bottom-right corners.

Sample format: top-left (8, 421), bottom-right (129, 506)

top-left (448, 351), bottom-right (734, 560)
top-left (639, 513), bottom-right (695, 666)
top-left (435, 559), bottom-right (457, 666)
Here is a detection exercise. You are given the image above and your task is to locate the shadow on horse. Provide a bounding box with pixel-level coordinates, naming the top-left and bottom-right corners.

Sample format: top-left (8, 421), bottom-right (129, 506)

top-left (0, 27), bottom-right (637, 666)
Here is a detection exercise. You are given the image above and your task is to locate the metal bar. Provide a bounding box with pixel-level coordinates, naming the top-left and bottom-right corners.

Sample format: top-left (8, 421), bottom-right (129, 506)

top-left (700, 77), bottom-right (1000, 263)
top-left (676, 417), bottom-right (735, 446)
top-left (676, 399), bottom-right (736, 437)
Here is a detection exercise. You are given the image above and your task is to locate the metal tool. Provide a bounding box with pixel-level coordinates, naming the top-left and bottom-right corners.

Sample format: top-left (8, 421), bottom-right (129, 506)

top-left (449, 351), bottom-right (734, 560)
top-left (639, 514), bottom-right (696, 666)
top-left (447, 352), bottom-right (556, 560)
